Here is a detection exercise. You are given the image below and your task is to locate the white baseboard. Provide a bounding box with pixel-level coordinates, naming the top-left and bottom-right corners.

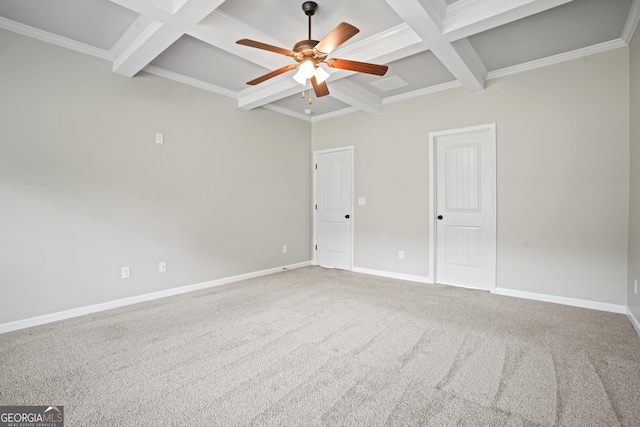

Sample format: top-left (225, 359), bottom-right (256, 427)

top-left (0, 261), bottom-right (312, 335)
top-left (494, 287), bottom-right (626, 314)
top-left (352, 267), bottom-right (431, 284)
top-left (627, 307), bottom-right (640, 336)
top-left (352, 272), bottom-right (628, 317)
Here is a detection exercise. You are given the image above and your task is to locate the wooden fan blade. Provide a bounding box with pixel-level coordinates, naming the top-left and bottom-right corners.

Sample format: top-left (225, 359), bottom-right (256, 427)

top-left (326, 58), bottom-right (388, 76)
top-left (236, 39), bottom-right (295, 57)
top-left (247, 64), bottom-right (298, 85)
top-left (314, 22), bottom-right (359, 55)
top-left (310, 76), bottom-right (330, 97)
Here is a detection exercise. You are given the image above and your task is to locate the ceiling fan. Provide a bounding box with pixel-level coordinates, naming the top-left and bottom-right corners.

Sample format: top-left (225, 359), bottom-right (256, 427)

top-left (236, 1), bottom-right (388, 98)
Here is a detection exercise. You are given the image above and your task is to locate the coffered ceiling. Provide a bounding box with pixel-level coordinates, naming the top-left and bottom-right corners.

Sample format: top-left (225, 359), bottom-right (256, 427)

top-left (1, 0), bottom-right (638, 121)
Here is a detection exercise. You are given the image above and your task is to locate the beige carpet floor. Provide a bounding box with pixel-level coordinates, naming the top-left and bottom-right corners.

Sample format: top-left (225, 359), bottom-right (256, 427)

top-left (1, 266), bottom-right (639, 426)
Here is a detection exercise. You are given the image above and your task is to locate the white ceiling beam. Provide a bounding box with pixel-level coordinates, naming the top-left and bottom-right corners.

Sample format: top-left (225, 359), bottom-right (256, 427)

top-left (329, 80), bottom-right (383, 114)
top-left (324, 39), bottom-right (428, 84)
top-left (172, 0), bottom-right (226, 22)
top-left (330, 23), bottom-right (423, 64)
top-left (448, 38), bottom-right (487, 90)
top-left (237, 78), bottom-right (303, 110)
top-left (190, 10), bottom-right (293, 71)
top-left (385, 0), bottom-right (486, 92)
top-left (110, 1), bottom-right (438, 113)
top-left (312, 23), bottom-right (426, 89)
top-left (110, 0), bottom-right (181, 23)
top-left (385, 0), bottom-right (444, 47)
top-left (443, 0), bottom-right (574, 41)
top-left (109, 0), bottom-right (226, 77)
top-left (112, 21), bottom-right (181, 77)
top-left (412, 0), bottom-right (449, 32)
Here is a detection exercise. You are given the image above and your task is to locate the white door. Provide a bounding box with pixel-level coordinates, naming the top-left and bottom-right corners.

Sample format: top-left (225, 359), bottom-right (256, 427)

top-left (314, 148), bottom-right (353, 270)
top-left (430, 124), bottom-right (496, 290)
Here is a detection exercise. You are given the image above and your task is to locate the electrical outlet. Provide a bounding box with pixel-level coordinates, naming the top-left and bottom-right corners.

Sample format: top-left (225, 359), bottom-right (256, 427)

top-left (399, 250), bottom-right (404, 260)
top-left (283, 245), bottom-right (288, 254)
top-left (635, 279), bottom-right (638, 295)
top-left (156, 133), bottom-right (164, 144)
top-left (159, 261), bottom-right (167, 273)
top-left (121, 266), bottom-right (130, 279)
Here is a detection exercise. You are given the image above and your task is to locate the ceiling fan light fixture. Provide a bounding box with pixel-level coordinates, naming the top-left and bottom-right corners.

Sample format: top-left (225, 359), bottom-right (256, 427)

top-left (292, 71), bottom-right (307, 85)
top-left (314, 66), bottom-right (329, 84)
top-left (293, 60), bottom-right (315, 84)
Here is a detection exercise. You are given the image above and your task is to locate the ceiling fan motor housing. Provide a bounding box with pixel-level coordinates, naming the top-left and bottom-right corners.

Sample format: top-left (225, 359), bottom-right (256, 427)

top-left (293, 40), bottom-right (325, 64)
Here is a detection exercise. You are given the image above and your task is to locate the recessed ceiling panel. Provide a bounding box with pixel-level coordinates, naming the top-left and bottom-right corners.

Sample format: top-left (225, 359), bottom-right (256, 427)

top-left (0, 0), bottom-right (138, 50)
top-left (347, 51), bottom-right (456, 97)
top-left (469, 0), bottom-right (633, 71)
top-left (151, 35), bottom-right (281, 92)
top-left (217, 0), bottom-right (403, 49)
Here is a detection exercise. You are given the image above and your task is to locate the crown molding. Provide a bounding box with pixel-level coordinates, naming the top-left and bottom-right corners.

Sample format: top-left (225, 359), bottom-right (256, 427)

top-left (309, 106), bottom-right (360, 122)
top-left (262, 103), bottom-right (312, 122)
top-left (486, 38), bottom-right (628, 81)
top-left (143, 64), bottom-right (239, 98)
top-left (0, 17), bottom-right (111, 60)
top-left (622, 0), bottom-right (640, 44)
top-left (443, 0), bottom-right (573, 41)
top-left (382, 80), bottom-right (463, 105)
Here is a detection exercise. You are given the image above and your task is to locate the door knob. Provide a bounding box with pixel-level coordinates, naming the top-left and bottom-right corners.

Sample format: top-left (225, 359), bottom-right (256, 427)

top-left (437, 215), bottom-right (443, 220)
top-left (345, 215), bottom-right (350, 219)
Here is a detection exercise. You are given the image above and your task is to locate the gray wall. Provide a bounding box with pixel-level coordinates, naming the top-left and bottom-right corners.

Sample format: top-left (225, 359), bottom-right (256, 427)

top-left (313, 48), bottom-right (630, 306)
top-left (629, 25), bottom-right (640, 321)
top-left (0, 30), bottom-right (312, 324)
top-left (2, 26), bottom-right (636, 325)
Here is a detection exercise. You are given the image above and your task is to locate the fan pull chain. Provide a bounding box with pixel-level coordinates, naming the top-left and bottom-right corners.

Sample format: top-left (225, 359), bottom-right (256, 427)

top-left (301, 89), bottom-right (312, 104)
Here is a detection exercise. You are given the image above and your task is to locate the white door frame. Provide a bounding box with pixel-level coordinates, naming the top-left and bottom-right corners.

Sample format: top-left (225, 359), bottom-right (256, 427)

top-left (313, 146), bottom-right (355, 270)
top-left (428, 123), bottom-right (497, 290)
